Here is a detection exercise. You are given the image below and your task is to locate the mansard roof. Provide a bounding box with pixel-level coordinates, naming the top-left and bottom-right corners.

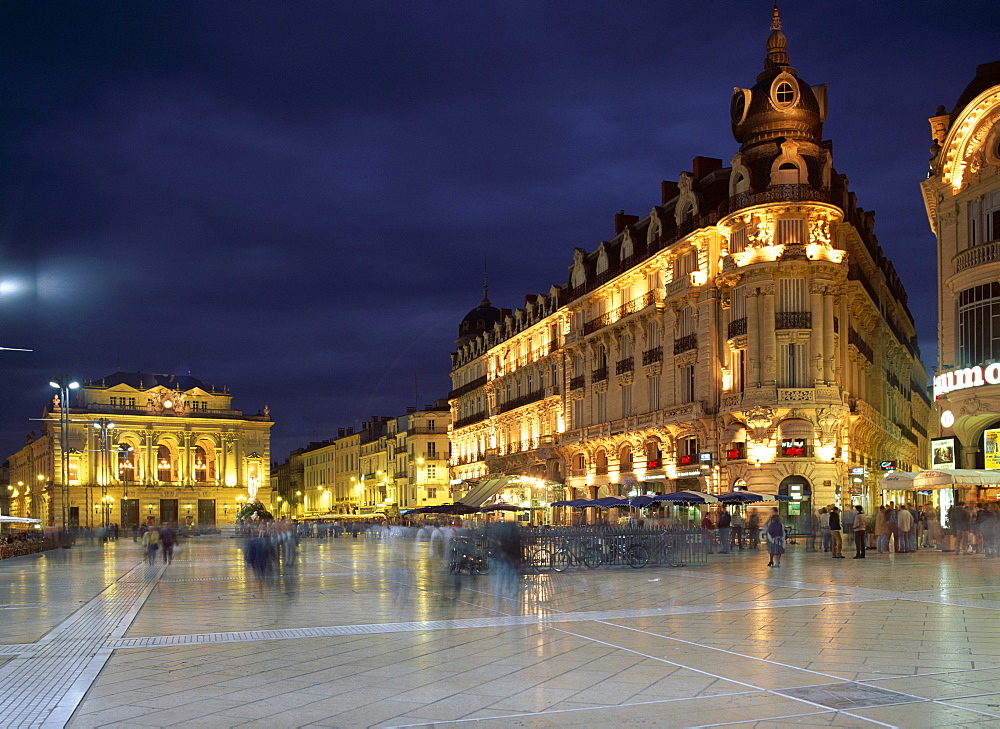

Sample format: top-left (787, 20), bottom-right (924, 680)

top-left (84, 371), bottom-right (229, 394)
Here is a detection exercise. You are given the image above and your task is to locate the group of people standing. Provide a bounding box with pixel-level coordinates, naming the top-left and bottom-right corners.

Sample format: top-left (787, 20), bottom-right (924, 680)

top-left (139, 523), bottom-right (177, 564)
top-left (946, 501), bottom-right (1000, 556)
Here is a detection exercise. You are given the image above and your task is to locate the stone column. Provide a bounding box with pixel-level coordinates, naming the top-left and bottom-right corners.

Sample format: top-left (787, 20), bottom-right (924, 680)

top-left (823, 289), bottom-right (835, 383)
top-left (762, 285), bottom-right (776, 386)
top-left (747, 289), bottom-right (761, 387)
top-left (809, 282), bottom-right (823, 386)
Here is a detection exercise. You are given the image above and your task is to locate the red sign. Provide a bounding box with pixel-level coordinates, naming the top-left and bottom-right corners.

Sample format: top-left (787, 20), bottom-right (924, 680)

top-left (679, 454), bottom-right (694, 466)
top-left (647, 459), bottom-right (660, 468)
top-left (726, 448), bottom-right (741, 460)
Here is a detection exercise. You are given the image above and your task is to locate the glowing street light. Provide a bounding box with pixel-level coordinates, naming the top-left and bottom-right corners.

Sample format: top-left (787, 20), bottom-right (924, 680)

top-left (50, 376), bottom-right (79, 532)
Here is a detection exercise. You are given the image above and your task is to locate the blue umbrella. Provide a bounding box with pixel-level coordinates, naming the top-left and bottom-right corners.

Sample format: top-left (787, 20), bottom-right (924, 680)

top-left (719, 491), bottom-right (777, 504)
top-left (551, 499), bottom-right (592, 507)
top-left (653, 490), bottom-right (719, 504)
top-left (591, 496), bottom-right (626, 508)
top-left (620, 495), bottom-right (656, 508)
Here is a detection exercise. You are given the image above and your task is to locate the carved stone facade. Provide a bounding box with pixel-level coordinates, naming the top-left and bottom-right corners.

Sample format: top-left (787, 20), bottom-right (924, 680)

top-left (449, 11), bottom-right (931, 518)
top-left (5, 371), bottom-right (272, 528)
top-left (923, 61), bottom-right (1000, 470)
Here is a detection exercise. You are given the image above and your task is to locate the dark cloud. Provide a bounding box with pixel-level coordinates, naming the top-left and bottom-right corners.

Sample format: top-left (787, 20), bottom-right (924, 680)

top-left (0, 1), bottom-right (994, 458)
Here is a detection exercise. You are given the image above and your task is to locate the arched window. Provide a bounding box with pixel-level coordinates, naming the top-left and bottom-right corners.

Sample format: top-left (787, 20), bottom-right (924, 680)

top-left (619, 446), bottom-right (634, 473)
top-left (595, 450), bottom-right (608, 475)
top-left (157, 445), bottom-right (173, 482)
top-left (194, 445), bottom-right (211, 483)
top-left (117, 442), bottom-right (136, 482)
top-left (774, 162), bottom-right (801, 185)
top-left (645, 439), bottom-right (662, 466)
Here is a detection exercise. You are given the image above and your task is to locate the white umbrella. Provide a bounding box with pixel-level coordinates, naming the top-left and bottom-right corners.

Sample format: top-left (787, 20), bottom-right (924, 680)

top-left (0, 515), bottom-right (42, 523)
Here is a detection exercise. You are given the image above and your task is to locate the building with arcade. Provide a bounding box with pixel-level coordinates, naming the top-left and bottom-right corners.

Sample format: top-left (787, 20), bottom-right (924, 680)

top-left (5, 371), bottom-right (272, 529)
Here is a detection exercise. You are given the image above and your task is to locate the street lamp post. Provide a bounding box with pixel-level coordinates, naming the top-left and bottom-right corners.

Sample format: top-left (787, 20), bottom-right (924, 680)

top-left (49, 376), bottom-right (79, 533)
top-left (93, 417), bottom-right (115, 530)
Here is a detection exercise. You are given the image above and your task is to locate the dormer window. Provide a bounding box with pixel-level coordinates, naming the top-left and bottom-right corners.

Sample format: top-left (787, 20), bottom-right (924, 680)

top-left (774, 162), bottom-right (802, 185)
top-left (775, 82), bottom-right (794, 103)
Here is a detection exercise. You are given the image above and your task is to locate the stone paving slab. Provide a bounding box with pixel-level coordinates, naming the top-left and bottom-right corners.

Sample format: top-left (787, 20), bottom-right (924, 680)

top-left (4, 537), bottom-right (1000, 726)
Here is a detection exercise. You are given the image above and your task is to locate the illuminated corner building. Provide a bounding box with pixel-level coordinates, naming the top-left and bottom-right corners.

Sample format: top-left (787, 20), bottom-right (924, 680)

top-left (923, 60), bottom-right (1000, 476)
top-left (5, 371), bottom-right (272, 528)
top-left (449, 8), bottom-right (931, 518)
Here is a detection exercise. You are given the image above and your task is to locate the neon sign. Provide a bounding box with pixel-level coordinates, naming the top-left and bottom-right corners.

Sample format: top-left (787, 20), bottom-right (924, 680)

top-left (934, 364), bottom-right (1000, 399)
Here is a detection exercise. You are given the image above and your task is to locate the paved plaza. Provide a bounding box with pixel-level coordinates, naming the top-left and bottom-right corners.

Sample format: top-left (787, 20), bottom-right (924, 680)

top-left (3, 535), bottom-right (1000, 727)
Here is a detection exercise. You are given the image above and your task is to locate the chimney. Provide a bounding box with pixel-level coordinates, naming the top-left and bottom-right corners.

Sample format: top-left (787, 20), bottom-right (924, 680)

top-left (337, 428), bottom-right (345, 438)
top-left (406, 406), bottom-right (416, 413)
top-left (614, 210), bottom-right (639, 234)
top-left (661, 180), bottom-right (679, 204)
top-left (346, 427), bottom-right (354, 435)
top-left (692, 156), bottom-right (722, 179)
top-left (524, 293), bottom-right (538, 306)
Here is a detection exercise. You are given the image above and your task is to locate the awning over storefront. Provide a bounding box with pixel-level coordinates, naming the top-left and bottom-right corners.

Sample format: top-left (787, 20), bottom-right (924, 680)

top-left (456, 476), bottom-right (521, 507)
top-left (878, 472), bottom-right (919, 490)
top-left (0, 515), bottom-right (41, 523)
top-left (912, 469), bottom-right (1000, 490)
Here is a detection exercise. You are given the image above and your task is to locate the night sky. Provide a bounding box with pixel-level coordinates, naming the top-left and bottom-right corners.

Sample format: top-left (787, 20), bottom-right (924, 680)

top-left (0, 1), bottom-right (996, 462)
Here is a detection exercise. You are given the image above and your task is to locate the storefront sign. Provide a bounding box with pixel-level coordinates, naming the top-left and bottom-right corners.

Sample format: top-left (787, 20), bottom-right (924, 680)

top-left (985, 429), bottom-right (1000, 470)
top-left (934, 364), bottom-right (1000, 399)
top-left (931, 437), bottom-right (956, 469)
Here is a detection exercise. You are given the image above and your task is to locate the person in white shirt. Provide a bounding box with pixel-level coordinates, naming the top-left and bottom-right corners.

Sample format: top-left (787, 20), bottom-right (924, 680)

top-left (819, 507), bottom-right (831, 552)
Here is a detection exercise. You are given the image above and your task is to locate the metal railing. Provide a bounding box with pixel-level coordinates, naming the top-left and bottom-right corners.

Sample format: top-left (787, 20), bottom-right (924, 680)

top-left (615, 357), bottom-right (634, 375)
top-left (569, 375), bottom-right (585, 390)
top-left (642, 346), bottom-right (663, 366)
top-left (720, 184), bottom-right (834, 215)
top-left (775, 311), bottom-right (812, 330)
top-left (592, 366), bottom-right (609, 382)
top-left (673, 334), bottom-right (697, 355)
top-left (499, 388), bottom-right (546, 414)
top-left (727, 317), bottom-right (747, 339)
top-left (454, 411), bottom-right (489, 429)
top-left (448, 375), bottom-right (488, 400)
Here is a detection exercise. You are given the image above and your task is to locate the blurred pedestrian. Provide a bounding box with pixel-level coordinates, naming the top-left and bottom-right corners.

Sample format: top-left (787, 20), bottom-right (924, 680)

top-left (159, 523), bottom-right (176, 564)
top-left (764, 512), bottom-right (785, 568)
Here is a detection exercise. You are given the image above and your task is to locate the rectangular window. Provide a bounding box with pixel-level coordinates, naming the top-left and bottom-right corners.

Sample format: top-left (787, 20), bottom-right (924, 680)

top-left (732, 287), bottom-right (746, 320)
top-left (779, 342), bottom-right (808, 387)
top-left (426, 442), bottom-right (436, 457)
top-left (427, 487), bottom-right (437, 499)
top-left (730, 226), bottom-right (749, 253)
top-left (110, 397), bottom-right (118, 407)
top-left (596, 391), bottom-right (607, 423)
top-left (427, 464), bottom-right (436, 479)
top-left (647, 376), bottom-right (660, 412)
top-left (427, 420), bottom-right (435, 432)
top-left (622, 384), bottom-right (633, 417)
top-left (677, 307), bottom-right (694, 337)
top-left (572, 401), bottom-right (584, 430)
top-left (779, 278), bottom-right (807, 312)
top-left (680, 365), bottom-right (695, 403)
top-left (646, 320), bottom-right (661, 348)
top-left (732, 349), bottom-right (746, 392)
top-left (776, 218), bottom-right (806, 245)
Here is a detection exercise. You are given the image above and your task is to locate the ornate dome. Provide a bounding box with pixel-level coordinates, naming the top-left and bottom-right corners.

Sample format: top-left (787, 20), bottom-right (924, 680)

top-left (731, 5), bottom-right (825, 153)
top-left (457, 296), bottom-right (502, 343)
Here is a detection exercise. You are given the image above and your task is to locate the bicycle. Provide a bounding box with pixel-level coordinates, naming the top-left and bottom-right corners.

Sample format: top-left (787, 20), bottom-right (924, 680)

top-left (584, 537), bottom-right (649, 568)
top-left (528, 547), bottom-right (553, 571)
top-left (650, 532), bottom-right (682, 567)
top-left (449, 543), bottom-right (491, 574)
top-left (547, 540), bottom-right (588, 572)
